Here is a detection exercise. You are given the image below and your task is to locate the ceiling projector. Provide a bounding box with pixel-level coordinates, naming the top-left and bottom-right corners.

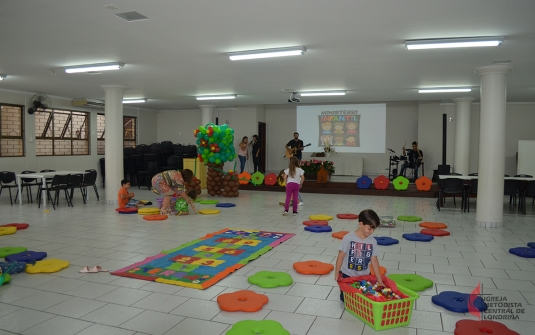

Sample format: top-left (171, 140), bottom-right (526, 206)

top-left (288, 92), bottom-right (301, 103)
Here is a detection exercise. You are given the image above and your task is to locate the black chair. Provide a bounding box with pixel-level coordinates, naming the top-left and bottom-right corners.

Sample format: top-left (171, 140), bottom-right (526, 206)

top-left (38, 174), bottom-right (70, 210)
top-left (525, 181), bottom-right (535, 206)
top-left (160, 156), bottom-right (179, 171)
top-left (16, 171), bottom-right (41, 204)
top-left (0, 171), bottom-right (18, 205)
top-left (81, 169), bottom-right (100, 201)
top-left (504, 180), bottom-right (520, 206)
top-left (99, 158), bottom-right (105, 188)
top-left (437, 178), bottom-right (464, 211)
top-left (150, 142), bottom-right (161, 153)
top-left (67, 174), bottom-right (85, 206)
top-left (36, 169), bottom-right (56, 200)
top-left (465, 176), bottom-right (478, 213)
top-left (514, 175), bottom-right (533, 215)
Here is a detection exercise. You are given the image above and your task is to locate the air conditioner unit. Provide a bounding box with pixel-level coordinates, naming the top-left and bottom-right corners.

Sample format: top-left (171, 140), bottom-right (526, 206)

top-left (72, 98), bottom-right (105, 109)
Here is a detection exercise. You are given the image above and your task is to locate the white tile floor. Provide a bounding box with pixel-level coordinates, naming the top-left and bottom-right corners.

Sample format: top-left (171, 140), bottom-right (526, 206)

top-left (1, 188), bottom-right (535, 335)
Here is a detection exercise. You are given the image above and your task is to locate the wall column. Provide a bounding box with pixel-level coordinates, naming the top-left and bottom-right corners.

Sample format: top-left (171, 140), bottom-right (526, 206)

top-left (452, 97), bottom-right (474, 175)
top-left (101, 85), bottom-right (127, 205)
top-left (199, 105), bottom-right (215, 126)
top-left (474, 65), bottom-right (512, 228)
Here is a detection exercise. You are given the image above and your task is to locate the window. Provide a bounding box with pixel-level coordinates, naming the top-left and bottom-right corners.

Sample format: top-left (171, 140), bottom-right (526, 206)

top-left (0, 103), bottom-right (24, 157)
top-left (35, 108), bottom-right (89, 156)
top-left (97, 114), bottom-right (137, 155)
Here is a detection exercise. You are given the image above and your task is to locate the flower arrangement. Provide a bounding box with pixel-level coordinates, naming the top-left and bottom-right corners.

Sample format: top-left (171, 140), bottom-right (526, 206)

top-left (300, 159), bottom-right (335, 175)
top-left (324, 144), bottom-right (337, 154)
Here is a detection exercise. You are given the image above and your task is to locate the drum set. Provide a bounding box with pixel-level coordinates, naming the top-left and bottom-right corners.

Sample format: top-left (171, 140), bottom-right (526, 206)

top-left (388, 148), bottom-right (406, 180)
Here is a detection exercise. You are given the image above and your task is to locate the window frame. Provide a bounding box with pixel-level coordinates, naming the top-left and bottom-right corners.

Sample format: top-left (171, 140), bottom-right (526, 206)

top-left (0, 102), bottom-right (25, 157)
top-left (97, 114), bottom-right (138, 155)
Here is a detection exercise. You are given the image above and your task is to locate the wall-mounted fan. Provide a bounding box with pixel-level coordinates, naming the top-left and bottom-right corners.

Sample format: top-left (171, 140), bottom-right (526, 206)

top-left (27, 94), bottom-right (52, 114)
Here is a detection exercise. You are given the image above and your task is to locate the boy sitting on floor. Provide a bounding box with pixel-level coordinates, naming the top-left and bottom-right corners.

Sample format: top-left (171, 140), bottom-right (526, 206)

top-left (175, 190), bottom-right (198, 215)
top-left (118, 179), bottom-right (140, 208)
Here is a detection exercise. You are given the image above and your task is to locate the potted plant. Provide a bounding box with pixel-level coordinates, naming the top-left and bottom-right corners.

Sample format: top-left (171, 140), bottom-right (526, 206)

top-left (324, 144), bottom-right (337, 157)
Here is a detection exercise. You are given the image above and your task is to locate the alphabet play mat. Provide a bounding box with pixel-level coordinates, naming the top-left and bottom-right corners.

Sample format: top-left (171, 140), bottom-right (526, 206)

top-left (112, 228), bottom-right (295, 289)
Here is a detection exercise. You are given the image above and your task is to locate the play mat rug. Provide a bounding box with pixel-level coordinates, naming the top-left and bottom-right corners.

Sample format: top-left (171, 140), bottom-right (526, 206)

top-left (112, 228), bottom-right (295, 289)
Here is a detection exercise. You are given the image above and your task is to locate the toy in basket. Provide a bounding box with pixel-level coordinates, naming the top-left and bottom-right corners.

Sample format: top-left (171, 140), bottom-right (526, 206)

top-left (339, 274), bottom-right (419, 331)
top-left (380, 216), bottom-right (396, 228)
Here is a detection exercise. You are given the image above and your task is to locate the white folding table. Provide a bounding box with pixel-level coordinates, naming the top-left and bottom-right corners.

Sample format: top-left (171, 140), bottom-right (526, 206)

top-left (16, 171), bottom-right (86, 207)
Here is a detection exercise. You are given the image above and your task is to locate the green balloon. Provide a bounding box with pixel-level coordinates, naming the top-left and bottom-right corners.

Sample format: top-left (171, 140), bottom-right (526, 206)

top-left (209, 156), bottom-right (215, 163)
top-left (230, 129), bottom-right (234, 134)
top-left (215, 158), bottom-right (221, 164)
top-left (197, 132), bottom-right (203, 138)
top-left (203, 148), bottom-right (209, 154)
top-left (204, 134), bottom-right (209, 140)
top-left (209, 152), bottom-right (214, 157)
top-left (214, 153), bottom-right (220, 158)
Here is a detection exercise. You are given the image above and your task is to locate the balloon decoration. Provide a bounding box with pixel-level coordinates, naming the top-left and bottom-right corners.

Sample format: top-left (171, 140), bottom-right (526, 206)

top-left (185, 176), bottom-right (202, 196)
top-left (194, 123), bottom-right (239, 197)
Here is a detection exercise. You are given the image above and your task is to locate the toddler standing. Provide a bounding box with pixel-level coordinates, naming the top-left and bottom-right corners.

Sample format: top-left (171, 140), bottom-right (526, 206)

top-left (283, 157), bottom-right (304, 216)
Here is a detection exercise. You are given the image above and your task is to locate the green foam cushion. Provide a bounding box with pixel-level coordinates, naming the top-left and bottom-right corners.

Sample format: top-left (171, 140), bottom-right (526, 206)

top-left (226, 320), bottom-right (290, 335)
top-left (388, 273), bottom-right (433, 291)
top-left (397, 215), bottom-right (423, 222)
top-left (0, 247), bottom-right (28, 258)
top-left (248, 271), bottom-right (293, 288)
top-left (200, 200), bottom-right (219, 204)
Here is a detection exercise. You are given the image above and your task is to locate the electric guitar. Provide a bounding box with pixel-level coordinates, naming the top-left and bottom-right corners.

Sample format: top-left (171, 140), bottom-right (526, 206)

top-left (284, 143), bottom-right (311, 159)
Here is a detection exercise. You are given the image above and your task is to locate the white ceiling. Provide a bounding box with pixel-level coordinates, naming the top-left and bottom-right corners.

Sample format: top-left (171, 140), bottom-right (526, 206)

top-left (1, 0), bottom-right (534, 110)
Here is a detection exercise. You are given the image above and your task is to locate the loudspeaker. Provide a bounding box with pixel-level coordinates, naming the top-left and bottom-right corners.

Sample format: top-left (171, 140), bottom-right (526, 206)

top-left (438, 165), bottom-right (450, 175)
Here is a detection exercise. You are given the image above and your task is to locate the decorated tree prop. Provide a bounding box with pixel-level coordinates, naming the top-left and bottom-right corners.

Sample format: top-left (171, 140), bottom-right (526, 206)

top-left (185, 176), bottom-right (201, 196)
top-left (194, 123), bottom-right (239, 197)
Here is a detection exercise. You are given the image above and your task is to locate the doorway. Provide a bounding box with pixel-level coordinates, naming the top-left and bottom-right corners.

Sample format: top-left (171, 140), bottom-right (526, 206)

top-left (258, 122), bottom-right (266, 173)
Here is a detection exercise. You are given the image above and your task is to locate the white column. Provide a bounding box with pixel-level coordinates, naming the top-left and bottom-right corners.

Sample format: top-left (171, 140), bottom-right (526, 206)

top-left (452, 98), bottom-right (474, 175)
top-left (474, 65), bottom-right (512, 228)
top-left (101, 85), bottom-right (127, 205)
top-left (199, 105), bottom-right (215, 126)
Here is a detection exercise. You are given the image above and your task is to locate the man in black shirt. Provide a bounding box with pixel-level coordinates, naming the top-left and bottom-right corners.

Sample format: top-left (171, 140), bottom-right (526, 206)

top-left (400, 141), bottom-right (423, 179)
top-left (251, 135), bottom-right (261, 173)
top-left (286, 132), bottom-right (304, 161)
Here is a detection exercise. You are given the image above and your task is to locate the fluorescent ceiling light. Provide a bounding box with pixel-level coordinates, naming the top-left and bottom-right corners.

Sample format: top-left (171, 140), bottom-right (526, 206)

top-left (123, 99), bottom-right (147, 103)
top-left (196, 95), bottom-right (237, 100)
top-left (0, 74), bottom-right (6, 80)
top-left (228, 46), bottom-right (306, 61)
top-left (65, 62), bottom-right (125, 73)
top-left (299, 91), bottom-right (346, 96)
top-left (406, 36), bottom-right (503, 50)
top-left (418, 88), bottom-right (472, 93)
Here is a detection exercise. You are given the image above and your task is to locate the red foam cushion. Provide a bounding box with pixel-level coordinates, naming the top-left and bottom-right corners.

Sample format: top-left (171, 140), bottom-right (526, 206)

top-left (420, 228), bottom-right (450, 236)
top-left (116, 207), bottom-right (138, 213)
top-left (143, 214), bottom-right (168, 221)
top-left (303, 220), bottom-right (329, 226)
top-left (336, 214), bottom-right (359, 220)
top-left (0, 223), bottom-right (29, 230)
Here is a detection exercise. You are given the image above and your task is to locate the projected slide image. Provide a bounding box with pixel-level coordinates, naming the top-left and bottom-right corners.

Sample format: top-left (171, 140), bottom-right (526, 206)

top-left (319, 114), bottom-right (361, 147)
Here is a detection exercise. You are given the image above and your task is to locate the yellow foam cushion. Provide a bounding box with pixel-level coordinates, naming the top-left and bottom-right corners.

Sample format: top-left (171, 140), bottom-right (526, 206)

top-left (0, 227), bottom-right (17, 236)
top-left (137, 207), bottom-right (161, 215)
top-left (26, 259), bottom-right (70, 274)
top-left (309, 214), bottom-right (333, 221)
top-left (198, 209), bottom-right (221, 215)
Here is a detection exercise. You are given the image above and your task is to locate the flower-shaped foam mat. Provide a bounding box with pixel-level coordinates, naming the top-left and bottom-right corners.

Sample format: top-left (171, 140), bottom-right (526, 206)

top-left (415, 176), bottom-right (432, 191)
top-left (527, 242), bottom-right (535, 248)
top-left (454, 320), bottom-right (520, 335)
top-left (388, 273), bottom-right (433, 291)
top-left (199, 200), bottom-right (219, 204)
top-left (402, 233), bottom-right (434, 242)
top-left (198, 209), bottom-right (221, 215)
top-left (309, 214), bottom-right (333, 221)
top-left (332, 231), bottom-right (349, 239)
top-left (293, 260), bottom-right (334, 275)
top-left (0, 247), bottom-right (28, 258)
top-left (356, 175), bottom-right (372, 189)
top-left (421, 229), bottom-right (450, 236)
top-left (250, 171), bottom-right (265, 186)
top-left (373, 175), bottom-right (390, 190)
top-left (419, 222), bottom-right (448, 229)
top-left (0, 227), bottom-right (17, 236)
top-left (374, 236), bottom-right (399, 246)
top-left (248, 271), bottom-right (293, 288)
top-left (6, 251), bottom-right (47, 263)
top-left (0, 223), bottom-right (29, 230)
top-left (304, 225), bottom-right (332, 233)
top-left (137, 207), bottom-right (161, 215)
top-left (226, 320), bottom-right (290, 335)
top-left (143, 214), bottom-right (168, 221)
top-left (216, 290), bottom-right (269, 312)
top-left (509, 247), bottom-right (535, 258)
top-left (26, 259), bottom-right (69, 274)
top-left (216, 203), bottom-right (236, 208)
top-left (302, 220), bottom-right (329, 226)
top-left (264, 172), bottom-right (277, 186)
top-left (238, 171), bottom-right (251, 185)
top-left (397, 215), bottom-right (423, 222)
top-left (393, 176), bottom-right (410, 190)
top-left (432, 291), bottom-right (487, 313)
top-left (336, 214), bottom-right (359, 220)
top-left (370, 265), bottom-right (387, 276)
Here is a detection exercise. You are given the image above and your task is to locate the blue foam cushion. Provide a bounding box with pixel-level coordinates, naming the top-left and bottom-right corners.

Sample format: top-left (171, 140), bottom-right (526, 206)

top-left (5, 251), bottom-right (47, 263)
top-left (402, 233), bottom-right (434, 242)
top-left (304, 225), bottom-right (332, 233)
top-left (527, 242), bottom-right (535, 249)
top-left (432, 291), bottom-right (487, 313)
top-left (119, 211), bottom-right (138, 214)
top-left (374, 236), bottom-right (399, 246)
top-left (216, 203), bottom-right (236, 208)
top-left (356, 176), bottom-right (373, 189)
top-left (509, 247), bottom-right (535, 258)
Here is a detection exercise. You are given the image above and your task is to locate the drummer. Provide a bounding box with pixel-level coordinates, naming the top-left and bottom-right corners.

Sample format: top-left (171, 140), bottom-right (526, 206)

top-left (399, 141), bottom-right (423, 179)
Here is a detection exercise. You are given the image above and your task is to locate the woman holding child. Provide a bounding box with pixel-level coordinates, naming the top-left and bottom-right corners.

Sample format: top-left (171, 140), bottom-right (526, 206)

top-left (151, 169), bottom-right (194, 214)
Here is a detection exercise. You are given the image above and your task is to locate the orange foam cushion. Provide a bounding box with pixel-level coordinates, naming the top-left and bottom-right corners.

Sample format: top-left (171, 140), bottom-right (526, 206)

top-left (419, 222), bottom-right (448, 229)
top-left (336, 214), bottom-right (359, 220)
top-left (293, 260), bottom-right (334, 275)
top-left (332, 231), bottom-right (350, 239)
top-left (143, 214), bottom-right (168, 221)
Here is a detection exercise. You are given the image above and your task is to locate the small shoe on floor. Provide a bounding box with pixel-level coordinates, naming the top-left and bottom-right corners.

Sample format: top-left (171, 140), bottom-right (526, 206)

top-left (298, 202), bottom-right (304, 206)
top-left (293, 212), bottom-right (298, 216)
top-left (91, 265), bottom-right (108, 272)
top-left (283, 211), bottom-right (288, 216)
top-left (79, 266), bottom-right (99, 273)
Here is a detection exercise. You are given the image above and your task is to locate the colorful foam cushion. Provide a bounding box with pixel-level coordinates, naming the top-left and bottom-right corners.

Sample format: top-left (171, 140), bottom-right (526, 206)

top-left (393, 176), bottom-right (410, 190)
top-left (0, 223), bottom-right (29, 230)
top-left (238, 171), bottom-right (251, 185)
top-left (0, 261), bottom-right (27, 274)
top-left (198, 209), bottom-right (221, 215)
top-left (302, 220), bottom-right (329, 226)
top-left (217, 290), bottom-right (269, 312)
top-left (304, 225), bottom-right (332, 233)
top-left (397, 215), bottom-right (423, 222)
top-left (226, 320), bottom-right (290, 335)
top-left (356, 176), bottom-right (372, 189)
top-left (116, 207), bottom-right (138, 213)
top-left (200, 200), bottom-right (219, 204)
top-left (374, 236), bottom-right (399, 246)
top-left (454, 320), bottom-right (520, 335)
top-left (250, 171), bottom-right (265, 186)
top-left (432, 291), bottom-right (487, 313)
top-left (137, 207), bottom-right (161, 215)
top-left (6, 251), bottom-right (47, 263)
top-left (26, 259), bottom-right (70, 273)
top-left (0, 247), bottom-right (28, 258)
top-left (332, 231), bottom-right (349, 239)
top-left (336, 214), bottom-right (359, 220)
top-left (0, 227), bottom-right (17, 236)
top-left (402, 233), bottom-right (434, 242)
top-left (309, 214), bottom-right (333, 221)
top-left (293, 260), bottom-right (334, 275)
top-left (421, 229), bottom-right (450, 236)
top-left (370, 265), bottom-right (387, 276)
top-left (264, 172), bottom-right (278, 186)
top-left (415, 176), bottom-right (432, 191)
top-left (143, 214), bottom-right (168, 221)
top-left (248, 271), bottom-right (293, 288)
top-left (216, 203), bottom-right (236, 208)
top-left (527, 242), bottom-right (535, 248)
top-left (419, 222), bottom-right (448, 229)
top-left (373, 175), bottom-right (390, 190)
top-left (388, 274), bottom-right (434, 291)
top-left (509, 247), bottom-right (535, 258)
